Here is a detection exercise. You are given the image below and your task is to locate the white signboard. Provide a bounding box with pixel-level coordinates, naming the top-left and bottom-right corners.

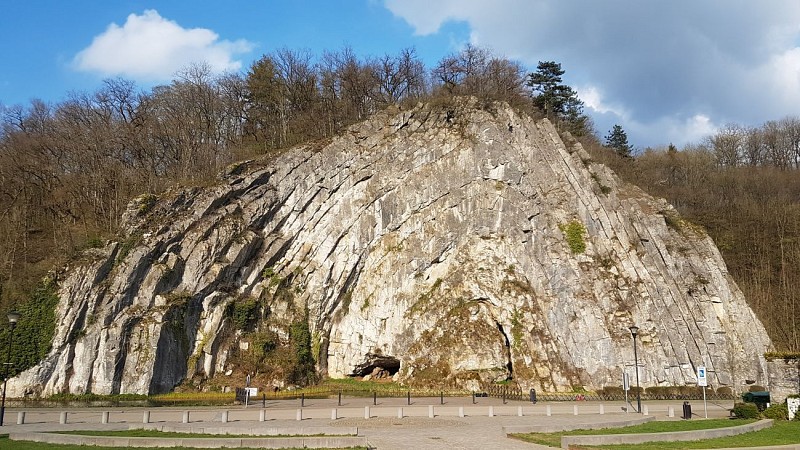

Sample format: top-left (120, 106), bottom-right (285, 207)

top-left (246, 387), bottom-right (258, 397)
top-left (788, 398), bottom-right (800, 421)
top-left (697, 366), bottom-right (707, 387)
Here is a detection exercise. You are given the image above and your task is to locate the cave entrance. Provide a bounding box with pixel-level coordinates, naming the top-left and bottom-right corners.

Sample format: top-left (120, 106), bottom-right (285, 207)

top-left (350, 353), bottom-right (401, 379)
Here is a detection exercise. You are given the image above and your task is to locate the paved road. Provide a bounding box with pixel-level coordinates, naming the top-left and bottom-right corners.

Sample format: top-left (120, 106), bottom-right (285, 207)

top-left (0, 397), bottom-right (735, 449)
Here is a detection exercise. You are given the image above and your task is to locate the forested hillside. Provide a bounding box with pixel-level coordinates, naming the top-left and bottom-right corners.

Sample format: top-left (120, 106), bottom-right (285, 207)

top-left (0, 45), bottom-right (797, 376)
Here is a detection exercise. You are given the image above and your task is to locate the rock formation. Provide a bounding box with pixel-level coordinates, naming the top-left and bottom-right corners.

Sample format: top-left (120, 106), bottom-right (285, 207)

top-left (8, 98), bottom-right (772, 396)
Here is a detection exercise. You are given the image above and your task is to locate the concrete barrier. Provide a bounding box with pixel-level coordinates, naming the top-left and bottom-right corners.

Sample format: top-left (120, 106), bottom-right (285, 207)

top-left (504, 415), bottom-right (655, 435)
top-left (561, 419), bottom-right (774, 449)
top-left (137, 424), bottom-right (359, 436)
top-left (9, 432), bottom-right (369, 449)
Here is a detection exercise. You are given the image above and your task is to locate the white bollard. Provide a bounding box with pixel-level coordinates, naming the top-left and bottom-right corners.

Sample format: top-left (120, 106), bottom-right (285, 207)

top-left (546, 405), bottom-right (551, 416)
top-left (364, 406), bottom-right (370, 419)
top-left (488, 406), bottom-right (494, 417)
top-left (182, 411), bottom-right (189, 424)
top-left (459, 406), bottom-right (464, 418)
top-left (331, 409), bottom-right (337, 420)
top-left (599, 404), bottom-right (604, 415)
top-left (220, 410), bottom-right (228, 423)
top-left (518, 406), bottom-right (523, 417)
top-left (260, 409), bottom-right (266, 422)
top-left (101, 411), bottom-right (109, 424)
top-left (643, 405), bottom-right (649, 416)
top-left (296, 409), bottom-right (302, 421)
top-left (574, 404), bottom-right (579, 415)
top-left (429, 405), bottom-right (434, 418)
top-left (668, 406), bottom-right (674, 418)
top-left (398, 407), bottom-right (403, 419)
top-left (60, 411), bottom-right (68, 424)
top-left (143, 410), bottom-right (150, 424)
top-left (17, 411), bottom-right (25, 425)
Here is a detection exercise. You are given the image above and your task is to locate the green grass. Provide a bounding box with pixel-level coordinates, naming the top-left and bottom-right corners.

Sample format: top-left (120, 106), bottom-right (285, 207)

top-left (511, 419), bottom-right (800, 449)
top-left (1, 434), bottom-right (366, 450)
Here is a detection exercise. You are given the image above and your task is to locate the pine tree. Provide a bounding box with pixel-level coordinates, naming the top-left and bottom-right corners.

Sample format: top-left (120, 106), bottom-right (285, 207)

top-left (605, 124), bottom-right (633, 157)
top-left (527, 61), bottom-right (588, 135)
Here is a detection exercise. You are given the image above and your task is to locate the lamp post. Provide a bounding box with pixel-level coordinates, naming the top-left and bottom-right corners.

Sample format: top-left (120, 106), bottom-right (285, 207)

top-left (629, 325), bottom-right (642, 414)
top-left (1, 310), bottom-right (21, 427)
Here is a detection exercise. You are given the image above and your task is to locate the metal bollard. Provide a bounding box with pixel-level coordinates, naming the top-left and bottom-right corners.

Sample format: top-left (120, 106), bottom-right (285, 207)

top-left (517, 406), bottom-right (523, 417)
top-left (60, 411), bottom-right (68, 424)
top-left (364, 406), bottom-right (370, 419)
top-left (101, 411), bottom-right (109, 424)
top-left (296, 409), bottom-right (302, 421)
top-left (338, 391), bottom-right (342, 406)
top-left (182, 410), bottom-right (189, 424)
top-left (397, 407), bottom-right (403, 419)
top-left (407, 391), bottom-right (411, 405)
top-left (428, 405), bottom-right (434, 418)
top-left (546, 405), bottom-right (551, 416)
top-left (472, 392), bottom-right (476, 404)
top-left (331, 408), bottom-right (337, 420)
top-left (143, 410), bottom-right (150, 424)
top-left (373, 392), bottom-right (377, 406)
top-left (488, 406), bottom-right (494, 417)
top-left (440, 391), bottom-right (443, 405)
top-left (301, 393), bottom-right (305, 407)
top-left (259, 409), bottom-right (266, 422)
top-left (262, 393), bottom-right (266, 408)
top-left (17, 411), bottom-right (25, 425)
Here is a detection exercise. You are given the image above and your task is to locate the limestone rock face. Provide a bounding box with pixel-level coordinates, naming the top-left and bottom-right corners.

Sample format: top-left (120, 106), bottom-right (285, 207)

top-left (8, 99), bottom-right (772, 395)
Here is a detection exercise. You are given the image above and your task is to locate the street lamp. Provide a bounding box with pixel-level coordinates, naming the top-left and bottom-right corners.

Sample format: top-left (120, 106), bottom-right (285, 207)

top-left (1, 310), bottom-right (21, 427)
top-left (629, 325), bottom-right (642, 414)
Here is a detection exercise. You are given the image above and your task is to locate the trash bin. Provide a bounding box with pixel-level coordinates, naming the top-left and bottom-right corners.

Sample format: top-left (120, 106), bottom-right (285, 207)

top-left (682, 401), bottom-right (692, 419)
top-left (742, 391), bottom-right (771, 411)
top-left (529, 389), bottom-right (537, 404)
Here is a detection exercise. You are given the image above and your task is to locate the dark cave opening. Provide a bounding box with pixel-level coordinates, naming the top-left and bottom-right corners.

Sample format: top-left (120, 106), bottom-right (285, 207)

top-left (496, 322), bottom-right (514, 380)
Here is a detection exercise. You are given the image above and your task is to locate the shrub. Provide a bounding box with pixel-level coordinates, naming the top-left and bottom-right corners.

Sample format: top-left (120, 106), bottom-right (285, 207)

top-left (716, 386), bottom-right (733, 396)
top-left (732, 402), bottom-right (760, 419)
top-left (230, 296), bottom-right (260, 331)
top-left (559, 220), bottom-right (587, 254)
top-left (761, 402), bottom-right (788, 420)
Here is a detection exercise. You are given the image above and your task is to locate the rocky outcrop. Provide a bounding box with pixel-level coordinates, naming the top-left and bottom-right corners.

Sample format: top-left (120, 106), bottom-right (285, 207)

top-left (8, 98), bottom-right (772, 396)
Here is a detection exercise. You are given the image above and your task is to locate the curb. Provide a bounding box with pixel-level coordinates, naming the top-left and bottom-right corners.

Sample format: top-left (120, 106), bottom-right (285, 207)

top-left (9, 431), bottom-right (370, 448)
top-left (503, 415), bottom-right (655, 434)
top-left (561, 418), bottom-right (774, 448)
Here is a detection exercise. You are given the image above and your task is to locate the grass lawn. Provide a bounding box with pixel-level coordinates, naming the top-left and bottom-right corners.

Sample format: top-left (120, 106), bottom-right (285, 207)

top-left (511, 419), bottom-right (800, 449)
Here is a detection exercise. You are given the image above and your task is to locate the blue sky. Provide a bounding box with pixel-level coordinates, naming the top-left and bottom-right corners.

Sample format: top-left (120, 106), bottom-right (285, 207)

top-left (3, 1), bottom-right (800, 148)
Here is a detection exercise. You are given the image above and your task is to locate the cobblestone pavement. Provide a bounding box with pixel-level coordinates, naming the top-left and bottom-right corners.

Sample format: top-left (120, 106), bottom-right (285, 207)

top-left (0, 397), bottom-right (736, 449)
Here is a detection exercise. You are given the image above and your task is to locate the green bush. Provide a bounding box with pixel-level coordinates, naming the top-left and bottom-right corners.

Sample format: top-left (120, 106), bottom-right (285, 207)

top-left (732, 402), bottom-right (760, 419)
top-left (761, 402), bottom-right (788, 420)
top-left (0, 278), bottom-right (60, 377)
top-left (230, 296), bottom-right (260, 331)
top-left (559, 220), bottom-right (587, 254)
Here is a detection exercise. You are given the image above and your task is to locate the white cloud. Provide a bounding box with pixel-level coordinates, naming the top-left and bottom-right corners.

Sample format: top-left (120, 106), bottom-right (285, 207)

top-left (73, 10), bottom-right (252, 81)
top-left (384, 0), bottom-right (800, 147)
